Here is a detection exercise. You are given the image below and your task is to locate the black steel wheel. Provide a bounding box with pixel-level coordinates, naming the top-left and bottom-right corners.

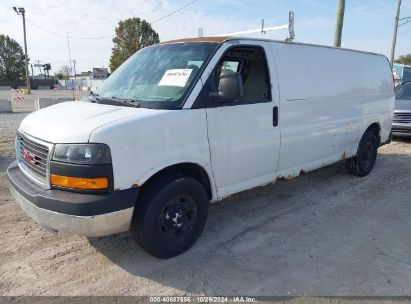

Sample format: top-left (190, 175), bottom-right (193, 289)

top-left (346, 131), bottom-right (378, 177)
top-left (130, 174), bottom-right (209, 259)
top-left (159, 194), bottom-right (198, 241)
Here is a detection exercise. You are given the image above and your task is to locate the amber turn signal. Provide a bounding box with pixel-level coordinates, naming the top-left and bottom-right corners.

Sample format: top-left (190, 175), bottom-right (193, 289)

top-left (51, 174), bottom-right (109, 190)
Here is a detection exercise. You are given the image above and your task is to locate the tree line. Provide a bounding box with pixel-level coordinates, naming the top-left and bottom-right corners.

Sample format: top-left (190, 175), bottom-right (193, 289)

top-left (1, 17), bottom-right (159, 81)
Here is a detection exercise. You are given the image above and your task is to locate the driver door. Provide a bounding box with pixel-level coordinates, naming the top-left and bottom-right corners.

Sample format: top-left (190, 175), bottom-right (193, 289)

top-left (204, 42), bottom-right (281, 199)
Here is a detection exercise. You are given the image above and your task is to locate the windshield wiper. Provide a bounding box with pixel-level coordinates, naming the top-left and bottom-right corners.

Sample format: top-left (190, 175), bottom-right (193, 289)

top-left (110, 96), bottom-right (141, 108)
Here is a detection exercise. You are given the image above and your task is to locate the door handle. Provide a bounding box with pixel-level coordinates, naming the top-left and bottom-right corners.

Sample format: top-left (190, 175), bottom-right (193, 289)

top-left (273, 106), bottom-right (279, 127)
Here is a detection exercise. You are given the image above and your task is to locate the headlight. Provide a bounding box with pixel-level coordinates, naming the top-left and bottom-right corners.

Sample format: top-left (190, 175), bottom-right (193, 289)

top-left (52, 143), bottom-right (111, 165)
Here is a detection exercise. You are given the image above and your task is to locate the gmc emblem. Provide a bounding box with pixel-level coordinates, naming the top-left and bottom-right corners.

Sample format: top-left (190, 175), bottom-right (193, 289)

top-left (22, 149), bottom-right (36, 165)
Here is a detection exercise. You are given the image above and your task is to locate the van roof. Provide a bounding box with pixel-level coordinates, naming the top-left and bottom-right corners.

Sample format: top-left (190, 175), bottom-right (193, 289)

top-left (160, 36), bottom-right (387, 59)
top-left (160, 36), bottom-right (230, 44)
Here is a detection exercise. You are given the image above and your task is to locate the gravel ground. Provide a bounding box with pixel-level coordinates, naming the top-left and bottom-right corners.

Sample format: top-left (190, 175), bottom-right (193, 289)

top-left (1, 112), bottom-right (411, 298)
top-left (0, 113), bottom-right (28, 171)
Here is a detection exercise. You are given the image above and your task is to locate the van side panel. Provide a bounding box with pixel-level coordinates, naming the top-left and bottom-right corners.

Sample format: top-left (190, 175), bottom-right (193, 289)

top-left (272, 42), bottom-right (394, 177)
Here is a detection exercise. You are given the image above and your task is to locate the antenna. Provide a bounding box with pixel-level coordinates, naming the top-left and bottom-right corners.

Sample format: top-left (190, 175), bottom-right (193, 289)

top-left (214, 11), bottom-right (295, 42)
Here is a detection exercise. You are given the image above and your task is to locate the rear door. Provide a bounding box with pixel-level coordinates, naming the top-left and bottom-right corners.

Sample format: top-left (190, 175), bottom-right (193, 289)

top-left (203, 41), bottom-right (281, 198)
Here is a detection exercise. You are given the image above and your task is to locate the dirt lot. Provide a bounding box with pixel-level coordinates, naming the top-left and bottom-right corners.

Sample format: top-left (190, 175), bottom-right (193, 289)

top-left (0, 89), bottom-right (88, 102)
top-left (0, 89), bottom-right (88, 112)
top-left (1, 113), bottom-right (411, 296)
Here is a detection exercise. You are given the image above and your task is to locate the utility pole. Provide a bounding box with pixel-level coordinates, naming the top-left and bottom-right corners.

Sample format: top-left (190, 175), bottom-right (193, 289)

top-left (334, 0), bottom-right (345, 47)
top-left (390, 0), bottom-right (402, 67)
top-left (198, 28), bottom-right (204, 38)
top-left (66, 32), bottom-right (73, 77)
top-left (13, 7), bottom-right (30, 93)
top-left (37, 60), bottom-right (41, 75)
top-left (66, 31), bottom-right (74, 97)
top-left (72, 60), bottom-right (77, 79)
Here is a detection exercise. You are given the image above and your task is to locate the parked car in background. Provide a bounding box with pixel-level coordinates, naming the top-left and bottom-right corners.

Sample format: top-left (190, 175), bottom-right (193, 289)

top-left (393, 63), bottom-right (411, 87)
top-left (392, 82), bottom-right (411, 136)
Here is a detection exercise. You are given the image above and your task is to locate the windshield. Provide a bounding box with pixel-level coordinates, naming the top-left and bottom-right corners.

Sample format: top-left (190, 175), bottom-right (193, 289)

top-left (395, 82), bottom-right (411, 100)
top-left (96, 42), bottom-right (219, 109)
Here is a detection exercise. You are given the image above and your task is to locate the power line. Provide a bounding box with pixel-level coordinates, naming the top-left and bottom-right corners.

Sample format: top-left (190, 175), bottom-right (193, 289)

top-left (25, 0), bottom-right (199, 40)
top-left (398, 15), bottom-right (411, 27)
top-left (151, 0), bottom-right (198, 24)
top-left (26, 19), bottom-right (114, 39)
top-left (48, 58), bottom-right (108, 64)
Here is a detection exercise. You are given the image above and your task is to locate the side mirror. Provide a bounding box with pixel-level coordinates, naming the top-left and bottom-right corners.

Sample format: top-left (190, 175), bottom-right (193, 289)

top-left (210, 72), bottom-right (243, 102)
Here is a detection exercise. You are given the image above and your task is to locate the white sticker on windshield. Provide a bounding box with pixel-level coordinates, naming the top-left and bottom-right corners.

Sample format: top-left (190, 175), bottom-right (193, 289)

top-left (158, 69), bottom-right (193, 87)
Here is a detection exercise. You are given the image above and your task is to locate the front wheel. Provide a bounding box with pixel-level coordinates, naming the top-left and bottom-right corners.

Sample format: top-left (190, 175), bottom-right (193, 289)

top-left (130, 174), bottom-right (209, 259)
top-left (346, 131), bottom-right (378, 177)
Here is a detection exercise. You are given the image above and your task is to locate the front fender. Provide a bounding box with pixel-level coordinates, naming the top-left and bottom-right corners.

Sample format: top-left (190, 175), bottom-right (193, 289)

top-left (89, 108), bottom-right (213, 197)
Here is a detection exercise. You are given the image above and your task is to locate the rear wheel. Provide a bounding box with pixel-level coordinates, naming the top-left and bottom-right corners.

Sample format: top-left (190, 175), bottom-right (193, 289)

top-left (346, 131), bottom-right (378, 177)
top-left (130, 174), bottom-right (209, 259)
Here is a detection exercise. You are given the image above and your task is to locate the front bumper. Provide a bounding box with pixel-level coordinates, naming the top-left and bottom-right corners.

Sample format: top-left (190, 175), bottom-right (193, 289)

top-left (392, 122), bottom-right (411, 135)
top-left (7, 161), bottom-right (139, 237)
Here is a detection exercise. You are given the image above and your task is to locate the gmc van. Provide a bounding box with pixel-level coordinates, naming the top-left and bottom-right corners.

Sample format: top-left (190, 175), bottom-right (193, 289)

top-left (8, 37), bottom-right (394, 258)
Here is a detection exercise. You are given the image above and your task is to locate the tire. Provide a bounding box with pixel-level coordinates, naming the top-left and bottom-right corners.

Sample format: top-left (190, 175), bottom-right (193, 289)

top-left (346, 131), bottom-right (378, 177)
top-left (130, 174), bottom-right (209, 259)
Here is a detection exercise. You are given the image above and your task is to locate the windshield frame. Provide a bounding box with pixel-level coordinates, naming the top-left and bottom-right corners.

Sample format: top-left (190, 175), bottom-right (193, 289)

top-left (95, 42), bottom-right (222, 110)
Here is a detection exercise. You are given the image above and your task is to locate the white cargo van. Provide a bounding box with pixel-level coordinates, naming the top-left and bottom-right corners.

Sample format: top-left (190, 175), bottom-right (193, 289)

top-left (8, 37), bottom-right (394, 258)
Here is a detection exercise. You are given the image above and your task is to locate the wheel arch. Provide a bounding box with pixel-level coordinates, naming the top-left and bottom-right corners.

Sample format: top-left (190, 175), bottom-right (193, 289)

top-left (139, 162), bottom-right (215, 201)
top-left (365, 122), bottom-right (381, 146)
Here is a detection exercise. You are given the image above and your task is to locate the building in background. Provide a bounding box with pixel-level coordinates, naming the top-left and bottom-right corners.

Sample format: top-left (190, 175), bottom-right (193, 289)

top-left (59, 69), bottom-right (107, 91)
top-left (92, 68), bottom-right (109, 80)
top-left (75, 71), bottom-right (93, 79)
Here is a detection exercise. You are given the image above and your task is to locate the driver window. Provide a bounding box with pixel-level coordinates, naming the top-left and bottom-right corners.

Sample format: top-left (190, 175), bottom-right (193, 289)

top-left (214, 46), bottom-right (271, 103)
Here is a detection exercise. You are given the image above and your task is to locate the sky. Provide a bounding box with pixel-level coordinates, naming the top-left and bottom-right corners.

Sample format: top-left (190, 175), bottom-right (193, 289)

top-left (1, 0), bottom-right (411, 74)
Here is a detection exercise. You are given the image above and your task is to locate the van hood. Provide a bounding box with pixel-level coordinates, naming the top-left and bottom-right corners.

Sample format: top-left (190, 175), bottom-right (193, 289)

top-left (19, 101), bottom-right (157, 143)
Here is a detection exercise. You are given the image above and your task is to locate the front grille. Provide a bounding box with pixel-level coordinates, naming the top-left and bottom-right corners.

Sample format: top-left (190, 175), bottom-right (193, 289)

top-left (393, 112), bottom-right (411, 123)
top-left (17, 133), bottom-right (49, 180)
